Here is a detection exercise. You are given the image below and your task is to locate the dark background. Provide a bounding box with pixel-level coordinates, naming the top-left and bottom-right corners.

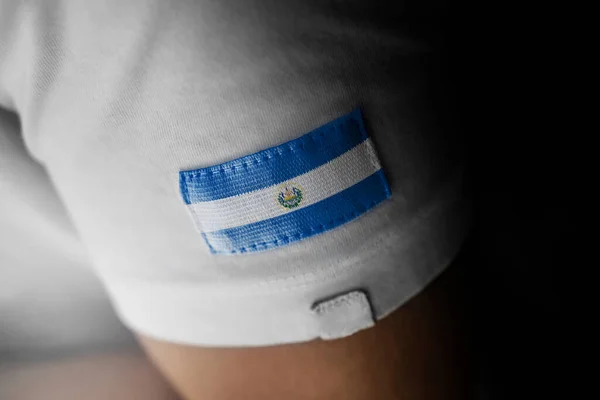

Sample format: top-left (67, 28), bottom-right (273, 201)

top-left (439, 2), bottom-right (563, 398)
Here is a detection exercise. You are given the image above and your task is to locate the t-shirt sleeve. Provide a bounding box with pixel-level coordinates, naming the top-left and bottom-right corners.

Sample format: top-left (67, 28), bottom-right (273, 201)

top-left (1, 0), bottom-right (470, 346)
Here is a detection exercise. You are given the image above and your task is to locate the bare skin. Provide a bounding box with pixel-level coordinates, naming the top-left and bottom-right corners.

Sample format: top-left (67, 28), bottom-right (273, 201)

top-left (0, 254), bottom-right (468, 400)
top-left (139, 259), bottom-right (470, 400)
top-left (0, 351), bottom-right (179, 400)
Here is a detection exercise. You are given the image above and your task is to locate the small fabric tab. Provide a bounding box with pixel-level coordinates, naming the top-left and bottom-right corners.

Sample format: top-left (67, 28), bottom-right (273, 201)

top-left (179, 108), bottom-right (391, 254)
top-left (312, 290), bottom-right (375, 340)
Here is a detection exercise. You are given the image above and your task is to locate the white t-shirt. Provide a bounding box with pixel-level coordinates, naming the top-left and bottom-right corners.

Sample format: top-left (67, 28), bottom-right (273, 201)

top-left (0, 0), bottom-right (469, 347)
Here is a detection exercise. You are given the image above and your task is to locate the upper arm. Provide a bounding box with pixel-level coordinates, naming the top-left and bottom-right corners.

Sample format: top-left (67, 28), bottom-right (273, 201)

top-left (1, 1), bottom-right (470, 398)
top-left (139, 256), bottom-right (469, 400)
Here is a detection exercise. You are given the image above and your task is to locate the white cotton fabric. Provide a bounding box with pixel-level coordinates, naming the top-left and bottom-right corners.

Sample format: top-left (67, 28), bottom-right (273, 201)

top-left (312, 290), bottom-right (376, 340)
top-left (0, 0), bottom-right (470, 347)
top-left (189, 138), bottom-right (381, 233)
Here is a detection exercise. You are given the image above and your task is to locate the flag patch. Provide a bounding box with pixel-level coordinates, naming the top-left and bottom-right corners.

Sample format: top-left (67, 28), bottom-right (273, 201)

top-left (179, 108), bottom-right (391, 254)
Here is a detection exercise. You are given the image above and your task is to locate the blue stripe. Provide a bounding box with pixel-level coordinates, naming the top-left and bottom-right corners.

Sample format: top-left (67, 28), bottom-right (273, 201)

top-left (202, 170), bottom-right (391, 254)
top-left (180, 108), bottom-right (369, 204)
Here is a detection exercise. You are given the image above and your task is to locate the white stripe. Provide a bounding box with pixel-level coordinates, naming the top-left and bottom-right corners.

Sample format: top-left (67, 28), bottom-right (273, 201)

top-left (188, 138), bottom-right (382, 233)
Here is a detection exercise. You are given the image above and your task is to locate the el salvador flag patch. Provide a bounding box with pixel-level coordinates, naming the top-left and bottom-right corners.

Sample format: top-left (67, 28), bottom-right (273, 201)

top-left (179, 108), bottom-right (391, 254)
